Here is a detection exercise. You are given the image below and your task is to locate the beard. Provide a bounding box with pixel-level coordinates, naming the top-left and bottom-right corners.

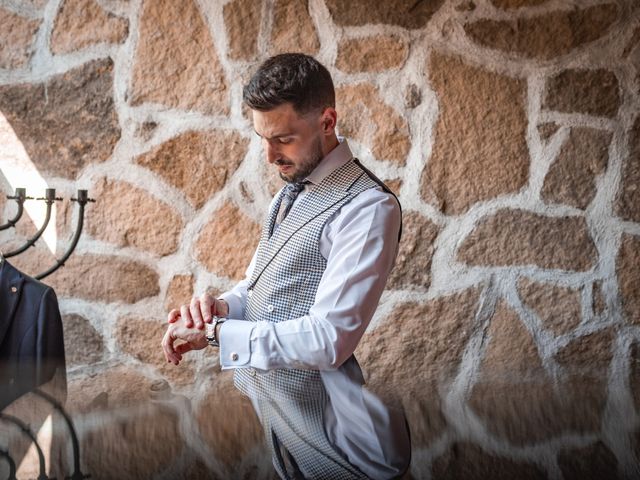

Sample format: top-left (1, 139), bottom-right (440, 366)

top-left (277, 136), bottom-right (324, 183)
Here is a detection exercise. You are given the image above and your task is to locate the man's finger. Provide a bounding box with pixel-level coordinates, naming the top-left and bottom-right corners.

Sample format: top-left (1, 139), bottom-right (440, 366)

top-left (161, 328), bottom-right (179, 365)
top-left (200, 293), bottom-right (213, 323)
top-left (167, 308), bottom-right (180, 324)
top-left (180, 304), bottom-right (193, 328)
top-left (175, 343), bottom-right (194, 355)
top-left (190, 296), bottom-right (204, 330)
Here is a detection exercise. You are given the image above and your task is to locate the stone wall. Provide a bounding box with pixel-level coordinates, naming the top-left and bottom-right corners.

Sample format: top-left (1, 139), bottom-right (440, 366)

top-left (0, 0), bottom-right (639, 478)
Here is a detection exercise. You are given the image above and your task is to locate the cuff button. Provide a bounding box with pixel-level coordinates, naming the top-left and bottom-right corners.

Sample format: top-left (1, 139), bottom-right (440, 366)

top-left (230, 352), bottom-right (239, 361)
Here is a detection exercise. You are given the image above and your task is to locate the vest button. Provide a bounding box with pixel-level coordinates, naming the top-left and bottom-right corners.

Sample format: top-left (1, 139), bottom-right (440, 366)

top-left (247, 289), bottom-right (253, 298)
top-left (250, 368), bottom-right (256, 377)
top-left (267, 305), bottom-right (274, 312)
top-left (230, 352), bottom-right (239, 361)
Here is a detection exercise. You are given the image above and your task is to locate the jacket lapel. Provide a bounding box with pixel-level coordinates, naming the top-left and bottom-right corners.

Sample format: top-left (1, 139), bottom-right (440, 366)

top-left (0, 259), bottom-right (24, 346)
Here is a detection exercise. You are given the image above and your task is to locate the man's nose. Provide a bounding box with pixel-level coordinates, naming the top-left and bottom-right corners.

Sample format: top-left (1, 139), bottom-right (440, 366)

top-left (264, 141), bottom-right (279, 164)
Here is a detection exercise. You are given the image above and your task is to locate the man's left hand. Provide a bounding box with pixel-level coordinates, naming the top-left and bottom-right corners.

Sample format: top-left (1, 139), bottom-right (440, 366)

top-left (161, 318), bottom-right (208, 365)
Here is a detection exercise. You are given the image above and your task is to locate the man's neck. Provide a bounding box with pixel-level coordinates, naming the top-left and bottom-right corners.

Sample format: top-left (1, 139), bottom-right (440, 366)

top-left (321, 134), bottom-right (340, 158)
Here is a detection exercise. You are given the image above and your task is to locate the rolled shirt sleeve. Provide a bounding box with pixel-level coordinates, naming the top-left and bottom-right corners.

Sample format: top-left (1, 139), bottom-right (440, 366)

top-left (217, 187), bottom-right (401, 371)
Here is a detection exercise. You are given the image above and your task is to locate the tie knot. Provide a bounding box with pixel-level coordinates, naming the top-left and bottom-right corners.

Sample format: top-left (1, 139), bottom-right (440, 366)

top-left (288, 181), bottom-right (306, 192)
top-left (284, 181), bottom-right (307, 198)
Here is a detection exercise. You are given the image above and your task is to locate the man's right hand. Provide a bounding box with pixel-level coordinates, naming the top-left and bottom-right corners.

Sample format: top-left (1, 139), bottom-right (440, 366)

top-left (167, 293), bottom-right (229, 330)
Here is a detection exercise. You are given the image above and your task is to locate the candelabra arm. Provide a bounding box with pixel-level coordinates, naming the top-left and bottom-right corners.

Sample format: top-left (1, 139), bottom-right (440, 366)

top-left (0, 449), bottom-right (17, 480)
top-left (32, 389), bottom-right (88, 480)
top-left (0, 413), bottom-right (48, 480)
top-left (4, 190), bottom-right (60, 258)
top-left (0, 188), bottom-right (31, 232)
top-left (35, 191), bottom-right (94, 281)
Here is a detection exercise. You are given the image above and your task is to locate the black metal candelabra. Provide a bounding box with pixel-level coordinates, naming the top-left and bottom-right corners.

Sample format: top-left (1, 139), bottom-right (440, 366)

top-left (1, 187), bottom-right (94, 280)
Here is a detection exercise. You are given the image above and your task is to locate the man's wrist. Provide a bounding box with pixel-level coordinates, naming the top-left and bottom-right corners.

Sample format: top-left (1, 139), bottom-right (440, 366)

top-left (205, 316), bottom-right (226, 347)
top-left (213, 299), bottom-right (229, 318)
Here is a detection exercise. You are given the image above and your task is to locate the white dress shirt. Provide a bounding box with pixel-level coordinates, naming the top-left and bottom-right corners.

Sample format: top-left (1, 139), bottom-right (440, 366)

top-left (218, 138), bottom-right (409, 479)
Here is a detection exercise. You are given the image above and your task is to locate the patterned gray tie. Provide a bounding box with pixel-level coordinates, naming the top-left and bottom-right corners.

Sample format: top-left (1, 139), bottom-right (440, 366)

top-left (275, 181), bottom-right (307, 226)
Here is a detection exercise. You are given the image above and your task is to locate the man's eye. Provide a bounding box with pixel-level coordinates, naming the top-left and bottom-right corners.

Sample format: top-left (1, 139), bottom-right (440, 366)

top-left (279, 137), bottom-right (292, 144)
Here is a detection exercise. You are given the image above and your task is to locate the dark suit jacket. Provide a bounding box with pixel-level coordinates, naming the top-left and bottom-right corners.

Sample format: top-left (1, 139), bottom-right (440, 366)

top-left (0, 258), bottom-right (66, 411)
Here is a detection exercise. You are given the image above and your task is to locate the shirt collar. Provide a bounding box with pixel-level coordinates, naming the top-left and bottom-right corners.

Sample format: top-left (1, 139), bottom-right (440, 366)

top-left (304, 137), bottom-right (353, 186)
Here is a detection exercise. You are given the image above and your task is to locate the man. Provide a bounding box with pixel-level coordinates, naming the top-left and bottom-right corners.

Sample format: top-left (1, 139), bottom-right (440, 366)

top-left (162, 53), bottom-right (411, 479)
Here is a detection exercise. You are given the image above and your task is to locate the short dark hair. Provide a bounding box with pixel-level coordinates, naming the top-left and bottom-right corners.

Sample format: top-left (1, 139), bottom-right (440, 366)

top-left (243, 53), bottom-right (335, 115)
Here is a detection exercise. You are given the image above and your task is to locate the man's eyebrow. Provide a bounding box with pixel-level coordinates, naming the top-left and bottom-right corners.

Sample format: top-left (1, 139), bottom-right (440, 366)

top-left (254, 129), bottom-right (294, 140)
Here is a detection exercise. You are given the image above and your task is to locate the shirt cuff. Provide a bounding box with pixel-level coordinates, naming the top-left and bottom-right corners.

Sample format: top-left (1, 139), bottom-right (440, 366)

top-left (218, 292), bottom-right (245, 320)
top-left (219, 319), bottom-right (254, 370)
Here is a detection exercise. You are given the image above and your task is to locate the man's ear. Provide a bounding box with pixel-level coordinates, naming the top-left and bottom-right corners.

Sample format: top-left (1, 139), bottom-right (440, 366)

top-left (321, 107), bottom-right (337, 134)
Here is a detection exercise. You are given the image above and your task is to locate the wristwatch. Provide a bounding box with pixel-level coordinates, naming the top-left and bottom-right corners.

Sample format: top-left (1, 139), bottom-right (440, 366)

top-left (205, 316), bottom-right (226, 347)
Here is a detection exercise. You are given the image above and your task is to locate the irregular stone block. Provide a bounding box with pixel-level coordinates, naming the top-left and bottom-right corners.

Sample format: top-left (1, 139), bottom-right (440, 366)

top-left (224, 0), bottom-right (261, 61)
top-left (558, 441), bottom-right (619, 480)
top-left (457, 209), bottom-right (598, 272)
top-left (404, 83), bottom-right (422, 109)
top-left (51, 0), bottom-right (128, 54)
top-left (465, 4), bottom-right (618, 60)
top-left (592, 281), bottom-right (606, 316)
top-left (387, 211), bottom-right (439, 291)
top-left (537, 122), bottom-right (559, 142)
top-left (86, 178), bottom-right (183, 256)
top-left (269, 0), bottom-right (319, 56)
top-left (615, 116), bottom-right (640, 223)
top-left (66, 365), bottom-right (157, 413)
top-left (135, 129), bottom-right (248, 210)
top-left (617, 234), bottom-right (640, 325)
top-left (0, 7), bottom-right (40, 69)
top-left (130, 0), bottom-right (229, 115)
top-left (336, 35), bottom-right (408, 73)
top-left (421, 52), bottom-right (528, 215)
top-left (0, 59), bottom-right (120, 179)
top-left (325, 0), bottom-right (445, 29)
top-left (518, 278), bottom-right (581, 335)
top-left (62, 313), bottom-right (104, 367)
top-left (541, 127), bottom-right (612, 209)
top-left (135, 120), bottom-right (158, 141)
top-left (432, 442), bottom-right (547, 480)
top-left (195, 201), bottom-right (261, 281)
top-left (622, 26), bottom-right (640, 59)
top-left (544, 68), bottom-right (620, 118)
top-left (337, 83), bottom-right (411, 165)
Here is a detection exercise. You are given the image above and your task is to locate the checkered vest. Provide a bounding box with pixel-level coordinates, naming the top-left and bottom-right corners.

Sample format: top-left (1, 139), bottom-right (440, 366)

top-left (234, 159), bottom-right (380, 479)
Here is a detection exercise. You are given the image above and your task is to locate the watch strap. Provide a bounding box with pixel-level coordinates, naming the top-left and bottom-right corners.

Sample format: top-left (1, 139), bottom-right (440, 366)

top-left (206, 316), bottom-right (225, 347)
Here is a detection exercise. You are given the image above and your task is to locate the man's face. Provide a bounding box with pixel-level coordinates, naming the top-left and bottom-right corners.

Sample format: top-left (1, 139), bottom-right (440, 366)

top-left (252, 103), bottom-right (325, 183)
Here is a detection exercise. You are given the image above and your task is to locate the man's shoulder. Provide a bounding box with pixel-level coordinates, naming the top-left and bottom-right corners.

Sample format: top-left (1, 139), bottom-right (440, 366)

top-left (350, 185), bottom-right (400, 212)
